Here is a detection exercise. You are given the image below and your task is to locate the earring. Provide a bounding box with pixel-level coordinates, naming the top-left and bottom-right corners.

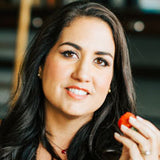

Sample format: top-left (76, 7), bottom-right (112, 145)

top-left (38, 66), bottom-right (42, 78)
top-left (108, 89), bottom-right (111, 93)
top-left (38, 72), bottom-right (41, 78)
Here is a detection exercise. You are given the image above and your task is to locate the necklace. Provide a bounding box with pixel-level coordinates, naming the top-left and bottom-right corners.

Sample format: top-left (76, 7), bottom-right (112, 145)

top-left (36, 143), bottom-right (67, 160)
top-left (50, 140), bottom-right (68, 154)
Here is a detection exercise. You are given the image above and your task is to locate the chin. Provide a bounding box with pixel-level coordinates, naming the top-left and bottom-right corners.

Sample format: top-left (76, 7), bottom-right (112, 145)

top-left (62, 109), bottom-right (94, 120)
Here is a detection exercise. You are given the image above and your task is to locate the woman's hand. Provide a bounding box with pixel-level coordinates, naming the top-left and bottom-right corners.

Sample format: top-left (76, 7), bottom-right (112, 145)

top-left (114, 116), bottom-right (160, 160)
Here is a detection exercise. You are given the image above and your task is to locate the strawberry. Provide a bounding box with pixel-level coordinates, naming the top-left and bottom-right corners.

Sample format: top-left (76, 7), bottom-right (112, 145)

top-left (118, 112), bottom-right (136, 128)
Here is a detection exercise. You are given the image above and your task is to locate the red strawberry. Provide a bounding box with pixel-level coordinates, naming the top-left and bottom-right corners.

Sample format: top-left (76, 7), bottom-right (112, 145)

top-left (118, 112), bottom-right (136, 128)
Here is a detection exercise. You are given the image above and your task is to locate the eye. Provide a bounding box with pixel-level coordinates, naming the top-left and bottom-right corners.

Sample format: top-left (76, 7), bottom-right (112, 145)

top-left (94, 57), bottom-right (109, 67)
top-left (61, 50), bottom-right (78, 59)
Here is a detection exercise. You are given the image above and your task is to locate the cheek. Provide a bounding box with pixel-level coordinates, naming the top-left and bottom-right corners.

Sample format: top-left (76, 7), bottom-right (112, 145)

top-left (43, 60), bottom-right (67, 83)
top-left (91, 72), bottom-right (112, 112)
top-left (96, 71), bottom-right (113, 96)
top-left (42, 59), bottom-right (69, 101)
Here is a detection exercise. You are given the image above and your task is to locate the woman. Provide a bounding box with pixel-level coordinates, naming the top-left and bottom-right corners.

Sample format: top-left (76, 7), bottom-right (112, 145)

top-left (0, 1), bottom-right (159, 160)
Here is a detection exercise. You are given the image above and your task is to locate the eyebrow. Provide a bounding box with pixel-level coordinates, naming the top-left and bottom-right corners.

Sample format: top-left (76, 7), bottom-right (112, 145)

top-left (95, 51), bottom-right (114, 59)
top-left (59, 41), bottom-right (114, 59)
top-left (59, 42), bottom-right (82, 50)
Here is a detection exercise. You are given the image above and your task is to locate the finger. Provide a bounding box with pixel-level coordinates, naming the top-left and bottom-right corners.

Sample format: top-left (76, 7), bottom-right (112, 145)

top-left (129, 116), bottom-right (159, 158)
top-left (129, 116), bottom-right (159, 147)
top-left (129, 116), bottom-right (158, 141)
top-left (120, 124), bottom-right (150, 152)
top-left (136, 116), bottom-right (160, 158)
top-left (136, 116), bottom-right (160, 134)
top-left (119, 146), bottom-right (130, 160)
top-left (114, 132), bottom-right (143, 160)
top-left (136, 117), bottom-right (160, 140)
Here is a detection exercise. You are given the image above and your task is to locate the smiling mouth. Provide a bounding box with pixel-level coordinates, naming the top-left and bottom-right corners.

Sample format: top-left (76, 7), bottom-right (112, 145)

top-left (66, 86), bottom-right (90, 100)
top-left (67, 88), bottom-right (88, 95)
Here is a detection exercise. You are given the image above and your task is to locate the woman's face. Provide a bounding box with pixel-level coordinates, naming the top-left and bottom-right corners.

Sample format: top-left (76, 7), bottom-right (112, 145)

top-left (41, 16), bottom-right (115, 119)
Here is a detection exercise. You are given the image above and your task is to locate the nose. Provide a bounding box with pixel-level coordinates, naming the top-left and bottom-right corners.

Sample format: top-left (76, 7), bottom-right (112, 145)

top-left (71, 61), bottom-right (91, 83)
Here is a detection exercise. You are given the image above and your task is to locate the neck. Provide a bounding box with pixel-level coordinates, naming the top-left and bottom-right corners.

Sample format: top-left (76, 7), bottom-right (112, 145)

top-left (44, 104), bottom-right (93, 150)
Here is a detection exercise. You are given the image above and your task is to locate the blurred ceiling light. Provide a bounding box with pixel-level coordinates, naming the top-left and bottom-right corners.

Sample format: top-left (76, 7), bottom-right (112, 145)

top-left (138, 0), bottom-right (160, 13)
top-left (133, 21), bottom-right (145, 32)
top-left (32, 17), bottom-right (43, 28)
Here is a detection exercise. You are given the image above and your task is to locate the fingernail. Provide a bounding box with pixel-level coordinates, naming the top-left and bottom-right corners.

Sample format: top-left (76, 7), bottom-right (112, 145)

top-left (121, 124), bottom-right (128, 131)
top-left (136, 116), bottom-right (143, 121)
top-left (114, 132), bottom-right (120, 137)
top-left (129, 116), bottom-right (136, 123)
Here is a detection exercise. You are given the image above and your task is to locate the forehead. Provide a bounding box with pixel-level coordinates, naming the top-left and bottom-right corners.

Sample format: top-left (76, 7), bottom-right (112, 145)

top-left (57, 16), bottom-right (115, 56)
top-left (62, 16), bottom-right (113, 38)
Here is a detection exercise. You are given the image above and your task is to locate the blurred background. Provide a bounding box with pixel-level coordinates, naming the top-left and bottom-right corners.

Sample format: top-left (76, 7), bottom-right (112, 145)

top-left (0, 0), bottom-right (160, 128)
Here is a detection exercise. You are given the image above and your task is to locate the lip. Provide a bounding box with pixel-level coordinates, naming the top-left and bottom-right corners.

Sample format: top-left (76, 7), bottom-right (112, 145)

top-left (66, 86), bottom-right (90, 100)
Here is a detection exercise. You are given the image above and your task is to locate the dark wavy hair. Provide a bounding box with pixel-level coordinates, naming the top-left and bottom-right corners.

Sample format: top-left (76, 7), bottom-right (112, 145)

top-left (0, 1), bottom-right (136, 160)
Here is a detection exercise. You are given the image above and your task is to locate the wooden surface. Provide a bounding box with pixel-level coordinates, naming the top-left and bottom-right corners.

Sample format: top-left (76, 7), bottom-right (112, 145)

top-left (13, 0), bottom-right (32, 93)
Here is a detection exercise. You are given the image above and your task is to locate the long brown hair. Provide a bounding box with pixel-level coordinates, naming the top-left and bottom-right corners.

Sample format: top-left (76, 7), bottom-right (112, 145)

top-left (0, 1), bottom-right (136, 160)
